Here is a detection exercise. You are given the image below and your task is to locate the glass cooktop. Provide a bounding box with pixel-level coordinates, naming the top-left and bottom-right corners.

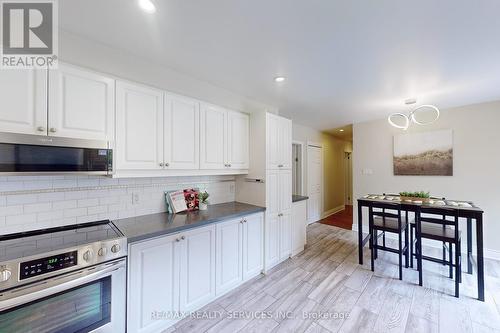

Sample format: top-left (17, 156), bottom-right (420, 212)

top-left (0, 221), bottom-right (123, 262)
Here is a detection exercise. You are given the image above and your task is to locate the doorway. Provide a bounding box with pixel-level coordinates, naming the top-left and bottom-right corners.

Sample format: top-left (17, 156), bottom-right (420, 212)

top-left (292, 142), bottom-right (304, 195)
top-left (307, 144), bottom-right (323, 224)
top-left (344, 152), bottom-right (352, 205)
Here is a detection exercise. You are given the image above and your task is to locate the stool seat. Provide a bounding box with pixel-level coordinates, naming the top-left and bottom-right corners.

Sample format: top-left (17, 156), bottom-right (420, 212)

top-left (373, 216), bottom-right (412, 232)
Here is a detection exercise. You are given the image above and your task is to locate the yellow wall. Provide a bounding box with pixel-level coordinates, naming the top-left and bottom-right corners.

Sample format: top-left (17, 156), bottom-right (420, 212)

top-left (322, 133), bottom-right (352, 214)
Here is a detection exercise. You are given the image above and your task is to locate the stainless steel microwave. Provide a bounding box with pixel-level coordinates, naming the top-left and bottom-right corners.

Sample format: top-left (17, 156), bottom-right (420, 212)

top-left (0, 132), bottom-right (112, 175)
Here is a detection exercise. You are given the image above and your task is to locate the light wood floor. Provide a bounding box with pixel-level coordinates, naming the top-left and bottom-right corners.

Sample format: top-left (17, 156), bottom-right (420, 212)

top-left (165, 223), bottom-right (500, 333)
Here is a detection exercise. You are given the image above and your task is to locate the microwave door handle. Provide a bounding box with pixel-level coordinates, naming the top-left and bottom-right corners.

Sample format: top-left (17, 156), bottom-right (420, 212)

top-left (0, 260), bottom-right (125, 312)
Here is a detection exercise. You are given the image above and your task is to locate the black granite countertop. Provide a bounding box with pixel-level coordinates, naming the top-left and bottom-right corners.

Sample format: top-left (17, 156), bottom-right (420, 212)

top-left (113, 202), bottom-right (266, 243)
top-left (292, 195), bottom-right (309, 203)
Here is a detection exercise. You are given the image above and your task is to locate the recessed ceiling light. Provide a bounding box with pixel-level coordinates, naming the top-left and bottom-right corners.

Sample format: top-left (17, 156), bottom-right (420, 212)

top-left (339, 129), bottom-right (344, 132)
top-left (138, 0), bottom-right (156, 13)
top-left (274, 76), bottom-right (286, 83)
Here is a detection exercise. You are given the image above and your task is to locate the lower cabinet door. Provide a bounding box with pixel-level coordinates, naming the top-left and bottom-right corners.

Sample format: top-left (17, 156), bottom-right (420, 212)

top-left (243, 213), bottom-right (264, 280)
top-left (279, 211), bottom-right (292, 261)
top-left (291, 200), bottom-right (307, 256)
top-left (216, 218), bottom-right (243, 296)
top-left (265, 214), bottom-right (280, 270)
top-left (179, 225), bottom-right (216, 312)
top-left (128, 234), bottom-right (180, 333)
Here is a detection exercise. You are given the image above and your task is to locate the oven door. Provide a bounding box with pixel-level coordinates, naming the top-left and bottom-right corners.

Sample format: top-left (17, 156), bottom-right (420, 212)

top-left (0, 258), bottom-right (126, 333)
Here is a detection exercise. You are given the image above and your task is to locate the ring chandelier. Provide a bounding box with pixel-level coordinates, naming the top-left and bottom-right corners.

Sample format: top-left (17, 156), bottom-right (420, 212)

top-left (388, 100), bottom-right (440, 130)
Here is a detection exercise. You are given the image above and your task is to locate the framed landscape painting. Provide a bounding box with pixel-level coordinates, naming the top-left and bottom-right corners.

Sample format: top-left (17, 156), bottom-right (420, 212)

top-left (393, 129), bottom-right (453, 176)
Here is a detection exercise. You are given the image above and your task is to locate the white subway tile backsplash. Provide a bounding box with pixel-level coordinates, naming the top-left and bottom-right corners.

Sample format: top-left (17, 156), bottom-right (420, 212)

top-left (64, 208), bottom-right (88, 218)
top-left (0, 175), bottom-right (236, 235)
top-left (53, 200), bottom-right (77, 210)
top-left (24, 203), bottom-right (52, 214)
top-left (77, 198), bottom-right (99, 208)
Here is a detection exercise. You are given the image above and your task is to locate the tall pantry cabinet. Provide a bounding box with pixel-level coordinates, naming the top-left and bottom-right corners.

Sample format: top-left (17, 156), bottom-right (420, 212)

top-left (264, 113), bottom-right (293, 270)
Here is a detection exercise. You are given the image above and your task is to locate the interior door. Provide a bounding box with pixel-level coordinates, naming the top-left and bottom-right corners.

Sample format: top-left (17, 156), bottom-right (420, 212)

top-left (243, 213), bottom-right (264, 280)
top-left (307, 145), bottom-right (323, 223)
top-left (164, 93), bottom-right (200, 169)
top-left (200, 104), bottom-right (226, 169)
top-left (179, 225), bottom-right (216, 312)
top-left (48, 63), bottom-right (115, 140)
top-left (215, 218), bottom-right (243, 295)
top-left (115, 81), bottom-right (164, 170)
top-left (128, 234), bottom-right (180, 333)
top-left (0, 69), bottom-right (47, 135)
top-left (226, 111), bottom-right (249, 169)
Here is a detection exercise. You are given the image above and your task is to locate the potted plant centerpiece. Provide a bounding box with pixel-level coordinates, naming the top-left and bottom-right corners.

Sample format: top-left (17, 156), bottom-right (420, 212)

top-left (199, 190), bottom-right (210, 210)
top-left (399, 191), bottom-right (431, 203)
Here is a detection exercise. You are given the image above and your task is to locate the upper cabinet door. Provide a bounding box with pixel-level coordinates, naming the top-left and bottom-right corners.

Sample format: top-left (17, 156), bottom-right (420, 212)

top-left (227, 111), bottom-right (249, 169)
top-left (49, 63), bottom-right (115, 140)
top-left (279, 169), bottom-right (293, 212)
top-left (200, 104), bottom-right (226, 170)
top-left (266, 113), bottom-right (281, 169)
top-left (279, 117), bottom-right (292, 169)
top-left (0, 69), bottom-right (47, 135)
top-left (164, 94), bottom-right (200, 170)
top-left (115, 81), bottom-right (164, 170)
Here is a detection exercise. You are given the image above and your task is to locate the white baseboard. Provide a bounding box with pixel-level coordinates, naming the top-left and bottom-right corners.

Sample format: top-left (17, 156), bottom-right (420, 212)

top-left (352, 223), bottom-right (500, 261)
top-left (321, 205), bottom-right (345, 219)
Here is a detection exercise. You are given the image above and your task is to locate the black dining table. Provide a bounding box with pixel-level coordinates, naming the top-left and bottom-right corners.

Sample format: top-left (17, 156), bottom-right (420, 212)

top-left (357, 196), bottom-right (485, 301)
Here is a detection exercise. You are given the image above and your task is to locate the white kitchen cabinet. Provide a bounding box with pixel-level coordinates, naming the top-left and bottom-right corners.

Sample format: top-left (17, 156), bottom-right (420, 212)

top-left (200, 104), bottom-right (226, 169)
top-left (226, 111), bottom-right (249, 169)
top-left (279, 211), bottom-right (292, 261)
top-left (0, 69), bottom-right (47, 135)
top-left (164, 94), bottom-right (200, 170)
top-left (48, 63), bottom-right (115, 140)
top-left (216, 218), bottom-right (243, 295)
top-left (115, 81), bottom-right (164, 170)
top-left (266, 113), bottom-right (292, 170)
top-left (216, 213), bottom-right (263, 295)
top-left (292, 200), bottom-right (307, 256)
top-left (242, 213), bottom-right (264, 280)
top-left (266, 113), bottom-right (281, 169)
top-left (264, 214), bottom-right (280, 270)
top-left (128, 234), bottom-right (180, 333)
top-left (279, 169), bottom-right (292, 212)
top-left (179, 225), bottom-right (216, 312)
top-left (200, 105), bottom-right (249, 170)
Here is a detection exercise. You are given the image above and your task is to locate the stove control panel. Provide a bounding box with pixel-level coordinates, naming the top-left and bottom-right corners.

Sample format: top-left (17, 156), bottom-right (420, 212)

top-left (19, 251), bottom-right (77, 280)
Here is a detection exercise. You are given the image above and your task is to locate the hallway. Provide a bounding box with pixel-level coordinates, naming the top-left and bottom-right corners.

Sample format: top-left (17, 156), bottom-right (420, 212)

top-left (320, 205), bottom-right (353, 230)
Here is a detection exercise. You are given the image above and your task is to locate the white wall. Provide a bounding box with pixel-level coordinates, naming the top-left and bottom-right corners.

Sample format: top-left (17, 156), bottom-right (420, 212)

top-left (353, 100), bottom-right (500, 256)
top-left (60, 30), bottom-right (278, 115)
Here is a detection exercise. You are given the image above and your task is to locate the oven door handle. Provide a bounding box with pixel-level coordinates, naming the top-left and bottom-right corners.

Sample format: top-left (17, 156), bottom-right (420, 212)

top-left (0, 259), bottom-right (126, 312)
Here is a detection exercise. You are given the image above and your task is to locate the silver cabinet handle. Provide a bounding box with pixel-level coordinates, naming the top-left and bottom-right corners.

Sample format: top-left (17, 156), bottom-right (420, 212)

top-left (165, 163), bottom-right (170, 167)
top-left (240, 220), bottom-right (244, 224)
top-left (37, 126), bottom-right (46, 132)
top-left (278, 164), bottom-right (284, 168)
top-left (176, 238), bottom-right (180, 242)
top-left (159, 163), bottom-right (164, 167)
top-left (49, 128), bottom-right (57, 133)
top-left (228, 164), bottom-right (232, 167)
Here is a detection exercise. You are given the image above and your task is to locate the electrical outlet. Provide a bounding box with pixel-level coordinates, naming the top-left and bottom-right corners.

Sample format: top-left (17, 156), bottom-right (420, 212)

top-left (132, 192), bottom-right (140, 205)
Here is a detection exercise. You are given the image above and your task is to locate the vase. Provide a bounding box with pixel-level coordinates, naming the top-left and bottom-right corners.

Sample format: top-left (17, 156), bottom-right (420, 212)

top-left (200, 202), bottom-right (208, 210)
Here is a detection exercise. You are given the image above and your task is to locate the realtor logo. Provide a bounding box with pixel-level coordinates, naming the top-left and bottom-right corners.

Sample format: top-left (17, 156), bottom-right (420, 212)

top-left (1, 0), bottom-right (58, 69)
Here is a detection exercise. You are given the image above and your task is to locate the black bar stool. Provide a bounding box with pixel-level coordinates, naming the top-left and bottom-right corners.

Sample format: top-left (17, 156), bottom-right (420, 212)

top-left (369, 201), bottom-right (409, 280)
top-left (415, 206), bottom-right (462, 297)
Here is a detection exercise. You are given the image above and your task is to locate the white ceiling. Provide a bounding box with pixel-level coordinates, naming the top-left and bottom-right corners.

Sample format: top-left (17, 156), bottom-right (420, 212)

top-left (59, 0), bottom-right (500, 130)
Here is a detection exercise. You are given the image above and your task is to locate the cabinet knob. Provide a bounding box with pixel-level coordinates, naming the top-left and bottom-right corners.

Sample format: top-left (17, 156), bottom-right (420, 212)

top-left (228, 164), bottom-right (232, 167)
top-left (165, 163), bottom-right (170, 167)
top-left (49, 128), bottom-right (57, 133)
top-left (159, 163), bottom-right (164, 167)
top-left (278, 164), bottom-right (284, 168)
top-left (240, 220), bottom-right (244, 224)
top-left (37, 126), bottom-right (46, 132)
top-left (176, 238), bottom-right (181, 242)
top-left (181, 236), bottom-right (185, 240)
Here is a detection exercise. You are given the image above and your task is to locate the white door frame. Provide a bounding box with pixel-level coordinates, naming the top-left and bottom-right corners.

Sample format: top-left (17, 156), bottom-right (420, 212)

top-left (306, 142), bottom-right (323, 224)
top-left (292, 140), bottom-right (305, 196)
